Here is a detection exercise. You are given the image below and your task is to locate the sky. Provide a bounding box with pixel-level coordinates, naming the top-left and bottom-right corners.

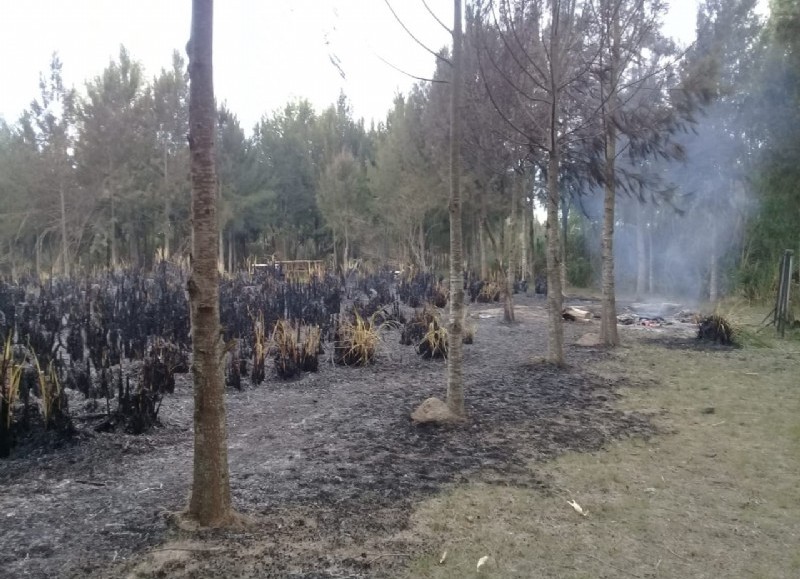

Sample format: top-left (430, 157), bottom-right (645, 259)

top-left (0, 0), bottom-right (705, 132)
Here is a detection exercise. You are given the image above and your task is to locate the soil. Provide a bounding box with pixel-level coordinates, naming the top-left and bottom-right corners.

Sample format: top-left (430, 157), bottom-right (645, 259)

top-left (0, 294), bottom-right (670, 579)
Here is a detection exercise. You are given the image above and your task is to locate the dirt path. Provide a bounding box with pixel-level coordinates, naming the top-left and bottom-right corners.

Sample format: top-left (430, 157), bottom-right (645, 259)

top-left (0, 295), bottom-right (657, 579)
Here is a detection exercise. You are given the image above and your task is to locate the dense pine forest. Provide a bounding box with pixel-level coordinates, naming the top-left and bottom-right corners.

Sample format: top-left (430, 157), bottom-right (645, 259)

top-left (0, 0), bottom-right (797, 302)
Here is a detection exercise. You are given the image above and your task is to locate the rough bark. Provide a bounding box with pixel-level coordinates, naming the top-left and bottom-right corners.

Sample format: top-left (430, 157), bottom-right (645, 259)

top-left (545, 154), bottom-right (564, 365)
top-left (186, 0), bottom-right (235, 527)
top-left (600, 133), bottom-right (619, 346)
top-left (600, 9), bottom-right (620, 347)
top-left (446, 0), bottom-right (465, 417)
top-left (504, 173), bottom-right (520, 323)
top-left (545, 0), bottom-right (564, 365)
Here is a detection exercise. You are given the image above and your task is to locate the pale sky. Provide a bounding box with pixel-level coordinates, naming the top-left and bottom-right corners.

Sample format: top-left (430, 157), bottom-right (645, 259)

top-left (0, 1), bottom-right (703, 131)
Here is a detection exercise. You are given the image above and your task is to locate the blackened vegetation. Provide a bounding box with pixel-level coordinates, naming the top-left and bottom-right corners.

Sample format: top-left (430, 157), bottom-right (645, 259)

top-left (534, 274), bottom-right (548, 295)
top-left (697, 314), bottom-right (739, 346)
top-left (0, 267), bottom-right (194, 456)
top-left (0, 265), bottom-right (446, 457)
top-left (399, 305), bottom-right (449, 359)
top-left (397, 271), bottom-right (448, 308)
top-left (219, 268), bottom-right (341, 383)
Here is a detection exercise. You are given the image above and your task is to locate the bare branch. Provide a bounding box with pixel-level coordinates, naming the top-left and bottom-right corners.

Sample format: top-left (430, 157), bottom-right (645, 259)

top-left (421, 0), bottom-right (451, 34)
top-left (372, 50), bottom-right (448, 84)
top-left (383, 0), bottom-right (452, 67)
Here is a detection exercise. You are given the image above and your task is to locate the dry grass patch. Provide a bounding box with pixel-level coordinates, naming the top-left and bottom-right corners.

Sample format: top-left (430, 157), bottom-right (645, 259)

top-left (406, 317), bottom-right (800, 578)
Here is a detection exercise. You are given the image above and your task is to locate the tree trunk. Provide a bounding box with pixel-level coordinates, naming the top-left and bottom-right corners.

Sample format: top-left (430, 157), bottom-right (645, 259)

top-left (709, 221), bottom-right (718, 303)
top-left (520, 195), bottom-right (528, 282)
top-left (479, 191), bottom-right (488, 280)
top-left (109, 188), bottom-right (117, 269)
top-left (504, 172), bottom-right (520, 323)
top-left (545, 0), bottom-right (564, 365)
top-left (186, 0), bottom-right (235, 527)
top-left (59, 181), bottom-right (69, 277)
top-left (600, 140), bottom-right (619, 346)
top-left (227, 229), bottom-right (234, 273)
top-left (648, 217), bottom-right (654, 294)
top-left (636, 203), bottom-right (646, 300)
top-left (164, 136), bottom-right (171, 260)
top-left (218, 228), bottom-right (225, 274)
top-left (560, 197), bottom-right (569, 294)
top-left (446, 0), bottom-right (465, 417)
top-left (545, 154), bottom-right (564, 364)
top-left (343, 224), bottom-right (350, 275)
top-left (600, 10), bottom-right (620, 348)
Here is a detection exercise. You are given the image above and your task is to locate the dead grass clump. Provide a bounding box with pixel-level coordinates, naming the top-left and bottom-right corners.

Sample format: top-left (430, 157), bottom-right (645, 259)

top-left (697, 313), bottom-right (739, 345)
top-left (334, 312), bottom-right (384, 366)
top-left (477, 281), bottom-right (501, 303)
top-left (431, 282), bottom-right (449, 308)
top-left (0, 336), bottom-right (23, 457)
top-left (401, 305), bottom-right (440, 346)
top-left (270, 319), bottom-right (321, 379)
top-left (418, 318), bottom-right (448, 359)
top-left (462, 321), bottom-right (476, 345)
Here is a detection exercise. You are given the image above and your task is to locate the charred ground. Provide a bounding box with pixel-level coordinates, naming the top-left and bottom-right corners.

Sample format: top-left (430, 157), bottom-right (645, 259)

top-left (1, 296), bottom-right (659, 579)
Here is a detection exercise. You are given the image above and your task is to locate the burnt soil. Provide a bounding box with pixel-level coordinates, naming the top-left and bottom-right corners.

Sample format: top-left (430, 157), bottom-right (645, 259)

top-left (1, 295), bottom-right (658, 579)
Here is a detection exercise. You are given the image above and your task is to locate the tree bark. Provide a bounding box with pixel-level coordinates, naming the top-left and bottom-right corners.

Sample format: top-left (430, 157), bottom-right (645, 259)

top-left (479, 190), bottom-right (488, 280)
top-left (59, 180), bottom-right (69, 277)
top-left (560, 197), bottom-right (569, 294)
top-left (545, 0), bottom-right (564, 365)
top-left (186, 0), bottom-right (235, 527)
top-left (519, 194), bottom-right (528, 282)
top-left (109, 187), bottom-right (117, 269)
top-left (648, 212), bottom-right (654, 294)
top-left (636, 202), bottom-right (646, 299)
top-left (600, 8), bottom-right (620, 347)
top-left (164, 136), bottom-right (171, 260)
top-left (446, 0), bottom-right (465, 417)
top-left (504, 172), bottom-right (520, 323)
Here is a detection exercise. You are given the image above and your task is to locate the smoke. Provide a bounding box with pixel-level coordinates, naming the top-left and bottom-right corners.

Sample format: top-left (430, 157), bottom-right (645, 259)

top-left (578, 101), bottom-right (757, 303)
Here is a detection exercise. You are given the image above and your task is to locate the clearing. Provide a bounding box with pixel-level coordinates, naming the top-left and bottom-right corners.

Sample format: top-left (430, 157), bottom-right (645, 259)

top-left (1, 295), bottom-right (797, 578)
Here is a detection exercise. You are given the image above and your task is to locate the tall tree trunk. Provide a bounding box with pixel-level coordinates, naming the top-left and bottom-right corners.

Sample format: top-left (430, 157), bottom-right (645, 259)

top-left (227, 229), bottom-right (233, 273)
top-left (446, 0), bottom-right (465, 417)
top-left (59, 180), bottom-right (69, 277)
top-left (343, 224), bottom-right (350, 274)
top-left (600, 10), bottom-right (620, 347)
top-left (545, 0), bottom-right (564, 365)
top-left (109, 188), bottom-right (117, 269)
top-left (332, 228), bottom-right (338, 271)
top-left (648, 221), bottom-right (654, 295)
top-left (520, 195), bottom-right (528, 282)
top-left (163, 136), bottom-right (171, 260)
top-left (218, 228), bottom-right (224, 274)
top-left (709, 221), bottom-right (718, 303)
top-left (504, 173), bottom-right (520, 323)
top-left (560, 197), bottom-right (569, 294)
top-left (636, 203), bottom-right (646, 299)
top-left (479, 190), bottom-right (488, 279)
top-left (186, 0), bottom-right (234, 527)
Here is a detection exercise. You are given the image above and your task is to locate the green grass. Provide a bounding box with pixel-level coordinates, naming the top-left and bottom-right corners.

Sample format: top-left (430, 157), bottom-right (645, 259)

top-left (405, 310), bottom-right (800, 578)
